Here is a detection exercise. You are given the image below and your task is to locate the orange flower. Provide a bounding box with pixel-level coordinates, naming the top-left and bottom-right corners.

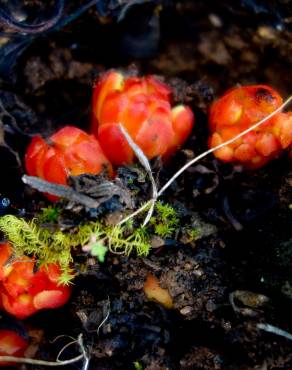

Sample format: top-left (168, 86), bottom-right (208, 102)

top-left (91, 71), bottom-right (194, 166)
top-left (208, 85), bottom-right (291, 168)
top-left (25, 126), bottom-right (112, 200)
top-left (0, 243), bottom-right (71, 319)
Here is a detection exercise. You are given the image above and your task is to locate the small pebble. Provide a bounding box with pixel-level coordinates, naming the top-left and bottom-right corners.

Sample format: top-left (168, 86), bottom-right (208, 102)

top-left (258, 26), bottom-right (277, 40)
top-left (180, 306), bottom-right (193, 315)
top-left (208, 13), bottom-right (222, 28)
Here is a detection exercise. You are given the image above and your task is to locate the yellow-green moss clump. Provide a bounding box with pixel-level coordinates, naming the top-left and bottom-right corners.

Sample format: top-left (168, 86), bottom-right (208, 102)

top-left (0, 215), bottom-right (150, 284)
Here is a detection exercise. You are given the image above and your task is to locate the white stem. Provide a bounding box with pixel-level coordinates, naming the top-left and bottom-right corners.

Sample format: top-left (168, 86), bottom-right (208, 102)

top-left (0, 334), bottom-right (87, 367)
top-left (0, 354), bottom-right (84, 366)
top-left (119, 124), bottom-right (158, 226)
top-left (158, 96), bottom-right (292, 197)
top-left (118, 96), bottom-right (292, 226)
top-left (118, 201), bottom-right (151, 226)
top-left (257, 323), bottom-right (292, 341)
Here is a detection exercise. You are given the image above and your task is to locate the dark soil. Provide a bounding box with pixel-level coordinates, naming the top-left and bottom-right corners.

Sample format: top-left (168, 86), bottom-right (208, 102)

top-left (0, 1), bottom-right (292, 369)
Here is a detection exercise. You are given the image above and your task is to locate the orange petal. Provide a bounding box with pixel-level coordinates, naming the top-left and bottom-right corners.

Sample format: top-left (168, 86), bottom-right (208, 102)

top-left (273, 112), bottom-right (292, 149)
top-left (0, 243), bottom-right (13, 281)
top-left (98, 123), bottom-right (134, 166)
top-left (214, 146), bottom-right (234, 162)
top-left (124, 76), bottom-right (147, 95)
top-left (124, 79), bottom-right (147, 98)
top-left (25, 135), bottom-right (49, 177)
top-left (93, 71), bottom-right (124, 122)
top-left (234, 143), bottom-right (256, 162)
top-left (209, 94), bottom-right (243, 131)
top-left (245, 85), bottom-right (283, 116)
top-left (171, 105), bottom-right (194, 146)
top-left (135, 107), bottom-right (174, 159)
top-left (1, 292), bottom-right (36, 319)
top-left (122, 94), bottom-right (150, 138)
top-left (3, 259), bottom-right (35, 298)
top-left (143, 274), bottom-right (173, 309)
top-left (219, 126), bottom-right (242, 149)
top-left (209, 133), bottom-right (234, 162)
top-left (42, 151), bottom-right (67, 185)
top-left (33, 288), bottom-right (71, 310)
top-left (51, 126), bottom-right (87, 149)
top-left (40, 264), bottom-right (63, 283)
top-left (255, 132), bottom-right (279, 157)
top-left (64, 137), bottom-right (112, 176)
top-left (98, 92), bottom-right (128, 126)
top-left (145, 76), bottom-right (172, 100)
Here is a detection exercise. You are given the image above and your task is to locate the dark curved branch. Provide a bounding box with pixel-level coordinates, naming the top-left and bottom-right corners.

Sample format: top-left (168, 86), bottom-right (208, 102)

top-left (0, 0), bottom-right (64, 34)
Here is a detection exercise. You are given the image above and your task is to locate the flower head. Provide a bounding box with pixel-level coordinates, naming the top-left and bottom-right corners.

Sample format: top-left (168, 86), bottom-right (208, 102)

top-left (25, 126), bottom-right (112, 200)
top-left (0, 243), bottom-right (71, 319)
top-left (91, 71), bottom-right (194, 166)
top-left (208, 85), bottom-right (292, 168)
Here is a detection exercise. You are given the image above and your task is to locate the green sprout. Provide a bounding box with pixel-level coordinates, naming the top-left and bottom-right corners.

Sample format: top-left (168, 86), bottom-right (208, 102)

top-left (83, 237), bottom-right (108, 263)
top-left (38, 205), bottom-right (61, 223)
top-left (186, 228), bottom-right (200, 242)
top-left (134, 362), bottom-right (143, 370)
top-left (90, 242), bottom-right (108, 262)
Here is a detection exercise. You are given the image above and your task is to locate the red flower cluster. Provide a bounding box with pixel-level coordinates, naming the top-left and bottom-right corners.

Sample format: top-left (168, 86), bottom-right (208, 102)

top-left (25, 72), bottom-right (194, 198)
top-left (91, 71), bottom-right (194, 166)
top-left (25, 74), bottom-right (291, 197)
top-left (25, 126), bottom-right (112, 200)
top-left (0, 243), bottom-right (71, 319)
top-left (208, 85), bottom-right (292, 168)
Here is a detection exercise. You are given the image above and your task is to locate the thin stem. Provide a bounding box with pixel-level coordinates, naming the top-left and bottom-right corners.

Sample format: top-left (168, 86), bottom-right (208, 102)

top-left (56, 340), bottom-right (79, 362)
top-left (117, 96), bottom-right (292, 226)
top-left (158, 96), bottom-right (292, 197)
top-left (0, 354), bottom-right (84, 366)
top-left (50, 335), bottom-right (76, 344)
top-left (96, 296), bottom-right (111, 335)
top-left (142, 198), bottom-right (156, 226)
top-left (257, 323), bottom-right (292, 341)
top-left (118, 201), bottom-right (151, 226)
top-left (0, 334), bottom-right (87, 367)
top-left (119, 124), bottom-right (158, 226)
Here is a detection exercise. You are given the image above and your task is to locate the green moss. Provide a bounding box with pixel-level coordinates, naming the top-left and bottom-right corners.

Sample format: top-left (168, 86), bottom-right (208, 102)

top-left (0, 215), bottom-right (94, 284)
top-left (0, 201), bottom-right (194, 283)
top-left (155, 201), bottom-right (178, 220)
top-left (107, 225), bottom-right (150, 256)
top-left (0, 215), bottom-right (151, 283)
top-left (150, 201), bottom-right (179, 238)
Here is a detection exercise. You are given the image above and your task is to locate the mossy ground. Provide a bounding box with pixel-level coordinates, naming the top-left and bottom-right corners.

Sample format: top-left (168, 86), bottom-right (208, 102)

top-left (0, 1), bottom-right (291, 369)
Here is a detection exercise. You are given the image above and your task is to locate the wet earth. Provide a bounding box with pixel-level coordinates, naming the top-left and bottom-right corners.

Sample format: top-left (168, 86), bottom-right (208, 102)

top-left (0, 1), bottom-right (292, 369)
